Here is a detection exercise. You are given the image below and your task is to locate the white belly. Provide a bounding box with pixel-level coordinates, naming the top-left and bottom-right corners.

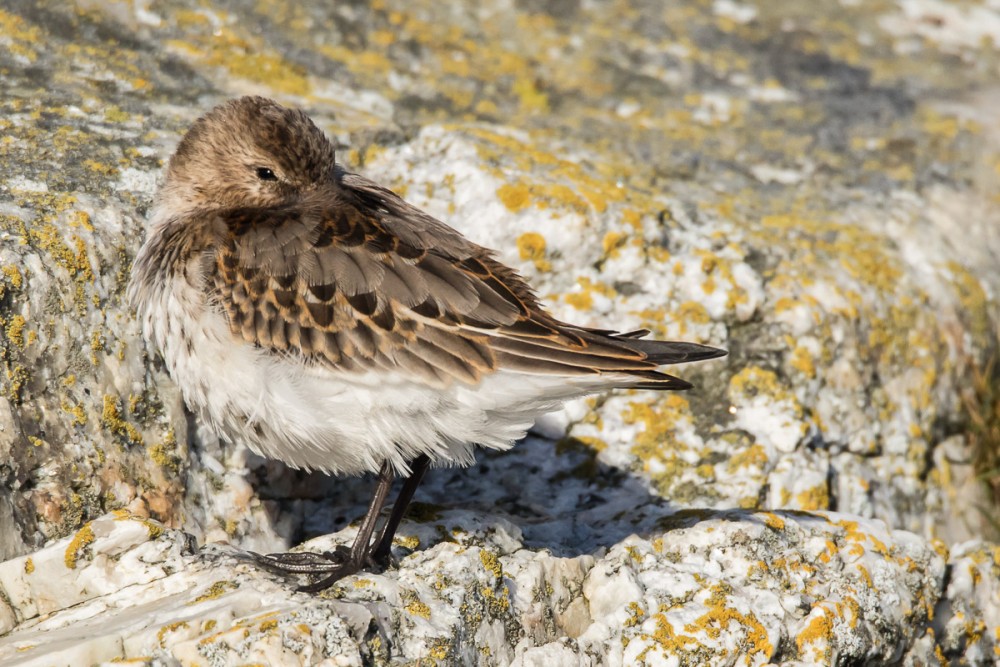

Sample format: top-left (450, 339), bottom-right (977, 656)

top-left (138, 275), bottom-right (591, 475)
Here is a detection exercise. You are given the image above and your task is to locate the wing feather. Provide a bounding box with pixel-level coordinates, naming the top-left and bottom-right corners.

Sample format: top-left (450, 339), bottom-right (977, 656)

top-left (379, 258), bottom-right (430, 307)
top-left (208, 177), bottom-right (724, 391)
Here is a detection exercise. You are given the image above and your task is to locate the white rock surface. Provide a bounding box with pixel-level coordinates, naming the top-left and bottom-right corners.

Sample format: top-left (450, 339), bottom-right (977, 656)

top-left (0, 511), bottom-right (969, 666)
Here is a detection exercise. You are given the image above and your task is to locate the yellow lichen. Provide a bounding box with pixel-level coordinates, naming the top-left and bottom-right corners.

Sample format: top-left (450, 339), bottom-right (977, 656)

top-left (64, 523), bottom-right (95, 569)
top-left (404, 596), bottom-right (431, 619)
top-left (166, 26), bottom-right (311, 97)
top-left (789, 345), bottom-right (816, 377)
top-left (516, 232), bottom-right (551, 271)
top-left (564, 290), bottom-right (593, 310)
top-left (512, 76), bottom-right (549, 113)
top-left (497, 182), bottom-right (532, 212)
top-left (62, 401), bottom-right (87, 426)
top-left (428, 642), bottom-right (450, 660)
top-left (727, 444), bottom-right (768, 472)
top-left (156, 621), bottom-right (189, 648)
top-left (622, 208), bottom-right (643, 231)
top-left (101, 394), bottom-right (144, 446)
top-left (111, 509), bottom-right (163, 539)
top-left (149, 429), bottom-right (181, 473)
top-left (624, 601), bottom-right (645, 627)
top-left (103, 106), bottom-right (131, 123)
top-left (2, 265), bottom-right (23, 289)
top-left (5, 315), bottom-right (26, 347)
top-left (729, 366), bottom-right (792, 402)
top-left (795, 484), bottom-right (830, 511)
top-left (192, 581), bottom-right (237, 603)
top-left (83, 159), bottom-right (118, 177)
top-left (796, 609), bottom-right (833, 655)
top-left (681, 585), bottom-right (774, 660)
top-left (574, 435), bottom-right (608, 452)
top-left (564, 276), bottom-right (615, 311)
top-left (395, 534), bottom-right (420, 550)
top-left (4, 364), bottom-right (28, 402)
top-left (632, 611), bottom-right (700, 662)
top-left (0, 10), bottom-right (42, 63)
top-left (479, 549), bottom-right (503, 578)
top-left (945, 260), bottom-right (992, 344)
top-left (602, 231), bottom-right (627, 258)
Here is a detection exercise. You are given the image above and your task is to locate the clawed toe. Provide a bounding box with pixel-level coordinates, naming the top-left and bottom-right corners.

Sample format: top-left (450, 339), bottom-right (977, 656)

top-left (295, 561), bottom-right (363, 593)
top-left (245, 544), bottom-right (396, 592)
top-left (247, 547), bottom-right (349, 575)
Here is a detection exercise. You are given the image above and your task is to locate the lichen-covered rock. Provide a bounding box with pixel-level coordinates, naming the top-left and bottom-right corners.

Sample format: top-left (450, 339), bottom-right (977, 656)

top-left (0, 511), bottom-right (959, 666)
top-left (934, 541), bottom-right (1000, 664)
top-left (1, 0), bottom-right (999, 664)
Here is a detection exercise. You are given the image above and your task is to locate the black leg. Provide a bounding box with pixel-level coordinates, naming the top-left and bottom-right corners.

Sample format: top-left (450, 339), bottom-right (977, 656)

top-left (247, 456), bottom-right (432, 592)
top-left (295, 460), bottom-right (396, 593)
top-left (370, 454), bottom-right (431, 567)
top-left (248, 460), bottom-right (396, 591)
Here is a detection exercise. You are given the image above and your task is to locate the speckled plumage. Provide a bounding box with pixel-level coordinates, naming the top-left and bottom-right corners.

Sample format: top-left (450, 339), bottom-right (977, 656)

top-left (128, 96), bottom-right (725, 477)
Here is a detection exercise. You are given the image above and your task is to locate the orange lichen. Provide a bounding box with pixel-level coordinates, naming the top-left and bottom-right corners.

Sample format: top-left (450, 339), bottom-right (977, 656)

top-left (64, 522), bottom-right (95, 569)
top-left (497, 182), bottom-right (532, 212)
top-left (516, 232), bottom-right (551, 271)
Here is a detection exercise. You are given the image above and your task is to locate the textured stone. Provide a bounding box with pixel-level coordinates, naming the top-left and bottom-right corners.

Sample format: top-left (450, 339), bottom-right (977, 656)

top-left (0, 511), bottom-right (959, 666)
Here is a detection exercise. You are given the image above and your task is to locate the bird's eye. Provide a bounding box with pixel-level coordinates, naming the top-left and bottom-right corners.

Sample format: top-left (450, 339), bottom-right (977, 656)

top-left (256, 167), bottom-right (278, 181)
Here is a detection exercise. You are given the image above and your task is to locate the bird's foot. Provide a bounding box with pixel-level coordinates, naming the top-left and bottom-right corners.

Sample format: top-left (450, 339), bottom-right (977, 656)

top-left (245, 545), bottom-right (386, 592)
top-left (246, 545), bottom-right (351, 576)
top-left (294, 556), bottom-right (368, 593)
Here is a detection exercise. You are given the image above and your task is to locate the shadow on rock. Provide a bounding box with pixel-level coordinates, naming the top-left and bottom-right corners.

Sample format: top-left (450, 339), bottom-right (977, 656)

top-left (247, 434), bottom-right (681, 558)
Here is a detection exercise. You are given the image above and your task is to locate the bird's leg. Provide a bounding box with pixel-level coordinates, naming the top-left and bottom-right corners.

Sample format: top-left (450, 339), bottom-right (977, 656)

top-left (249, 461), bottom-right (395, 585)
top-left (249, 455), bottom-right (431, 592)
top-left (294, 460), bottom-right (396, 592)
top-left (370, 454), bottom-right (431, 569)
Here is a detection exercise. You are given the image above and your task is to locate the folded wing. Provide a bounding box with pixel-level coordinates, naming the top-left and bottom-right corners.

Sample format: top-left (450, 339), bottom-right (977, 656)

top-left (209, 173), bottom-right (725, 390)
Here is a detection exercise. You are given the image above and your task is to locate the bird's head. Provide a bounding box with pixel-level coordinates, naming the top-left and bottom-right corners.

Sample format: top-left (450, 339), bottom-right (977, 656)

top-left (153, 96), bottom-right (338, 223)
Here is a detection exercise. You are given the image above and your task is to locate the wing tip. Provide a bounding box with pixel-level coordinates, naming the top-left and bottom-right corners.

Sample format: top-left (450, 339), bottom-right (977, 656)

top-left (630, 376), bottom-right (694, 391)
top-left (637, 340), bottom-right (729, 365)
top-left (692, 344), bottom-right (728, 361)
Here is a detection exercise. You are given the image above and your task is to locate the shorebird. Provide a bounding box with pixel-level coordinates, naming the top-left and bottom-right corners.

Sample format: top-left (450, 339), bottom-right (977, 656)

top-left (128, 96), bottom-right (726, 591)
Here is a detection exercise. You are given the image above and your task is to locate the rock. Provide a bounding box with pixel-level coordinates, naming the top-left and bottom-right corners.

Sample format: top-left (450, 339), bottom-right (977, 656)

top-left (0, 511), bottom-right (961, 666)
top-left (1, 0), bottom-right (999, 663)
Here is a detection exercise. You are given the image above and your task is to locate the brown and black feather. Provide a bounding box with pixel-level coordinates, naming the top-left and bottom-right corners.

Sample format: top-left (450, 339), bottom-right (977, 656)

top-left (209, 170), bottom-right (725, 390)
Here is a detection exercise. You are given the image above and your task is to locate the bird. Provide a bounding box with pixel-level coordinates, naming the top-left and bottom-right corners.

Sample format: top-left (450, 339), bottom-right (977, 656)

top-left (128, 96), bottom-right (727, 592)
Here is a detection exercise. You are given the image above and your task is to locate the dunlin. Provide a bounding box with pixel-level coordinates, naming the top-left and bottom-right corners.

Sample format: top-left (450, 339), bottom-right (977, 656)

top-left (128, 96), bottom-right (726, 591)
